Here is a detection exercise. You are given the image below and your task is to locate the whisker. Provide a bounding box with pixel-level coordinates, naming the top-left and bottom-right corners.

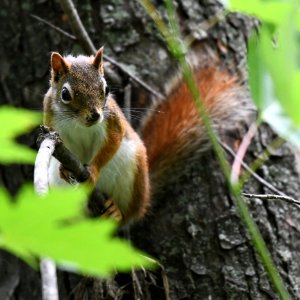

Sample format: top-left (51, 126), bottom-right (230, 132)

top-left (121, 107), bottom-right (165, 114)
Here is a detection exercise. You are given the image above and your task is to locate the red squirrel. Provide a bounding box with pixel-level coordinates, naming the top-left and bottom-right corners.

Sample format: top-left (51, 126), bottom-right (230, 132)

top-left (44, 46), bottom-right (255, 224)
top-left (44, 48), bottom-right (150, 223)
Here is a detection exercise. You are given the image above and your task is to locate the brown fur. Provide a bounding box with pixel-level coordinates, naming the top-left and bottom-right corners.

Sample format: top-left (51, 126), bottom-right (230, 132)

top-left (44, 49), bottom-right (150, 223)
top-left (124, 143), bottom-right (150, 222)
top-left (89, 99), bottom-right (125, 184)
top-left (45, 47), bottom-right (254, 223)
top-left (141, 60), bottom-right (255, 194)
top-left (143, 66), bottom-right (237, 168)
top-left (113, 102), bottom-right (151, 222)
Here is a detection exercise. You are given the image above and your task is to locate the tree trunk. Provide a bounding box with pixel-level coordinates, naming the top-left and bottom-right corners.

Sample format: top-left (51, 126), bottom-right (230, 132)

top-left (1, 0), bottom-right (300, 299)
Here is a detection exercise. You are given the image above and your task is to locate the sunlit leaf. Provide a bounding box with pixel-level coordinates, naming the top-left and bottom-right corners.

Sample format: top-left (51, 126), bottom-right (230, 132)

top-left (0, 185), bottom-right (153, 276)
top-left (260, 8), bottom-right (300, 125)
top-left (229, 0), bottom-right (300, 29)
top-left (248, 34), bottom-right (265, 112)
top-left (0, 106), bottom-right (41, 163)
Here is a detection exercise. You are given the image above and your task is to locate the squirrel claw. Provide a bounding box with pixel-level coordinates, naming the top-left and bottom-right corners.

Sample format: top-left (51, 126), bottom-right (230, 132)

top-left (59, 164), bottom-right (77, 185)
top-left (101, 199), bottom-right (123, 223)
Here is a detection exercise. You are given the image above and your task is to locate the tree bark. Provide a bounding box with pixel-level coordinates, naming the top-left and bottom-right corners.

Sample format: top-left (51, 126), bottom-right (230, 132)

top-left (1, 0), bottom-right (300, 299)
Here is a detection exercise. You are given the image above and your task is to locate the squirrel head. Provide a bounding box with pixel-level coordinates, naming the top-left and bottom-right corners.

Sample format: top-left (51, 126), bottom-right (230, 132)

top-left (49, 47), bottom-right (109, 127)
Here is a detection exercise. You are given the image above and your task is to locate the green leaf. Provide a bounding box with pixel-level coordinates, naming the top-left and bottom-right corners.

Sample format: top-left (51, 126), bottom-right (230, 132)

top-left (0, 188), bottom-right (38, 267)
top-left (248, 34), bottom-right (265, 112)
top-left (28, 220), bottom-right (149, 276)
top-left (244, 1), bottom-right (300, 147)
top-left (0, 185), bottom-right (153, 277)
top-left (229, 0), bottom-right (300, 28)
top-left (260, 8), bottom-right (300, 125)
top-left (0, 106), bottom-right (41, 163)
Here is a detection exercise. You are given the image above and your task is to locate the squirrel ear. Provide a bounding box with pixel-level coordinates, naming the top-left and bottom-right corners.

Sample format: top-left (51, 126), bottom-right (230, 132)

top-left (92, 47), bottom-right (104, 75)
top-left (51, 52), bottom-right (69, 81)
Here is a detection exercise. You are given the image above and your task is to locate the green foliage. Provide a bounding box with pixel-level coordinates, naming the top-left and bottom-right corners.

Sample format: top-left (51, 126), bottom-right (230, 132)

top-left (141, 0), bottom-right (294, 298)
top-left (229, 0), bottom-right (300, 28)
top-left (1, 0), bottom-right (299, 291)
top-left (0, 104), bottom-right (153, 276)
top-left (247, 35), bottom-right (266, 113)
top-left (232, 0), bottom-right (300, 298)
top-left (0, 185), bottom-right (152, 277)
top-left (0, 106), bottom-right (41, 163)
top-left (230, 0), bottom-right (300, 150)
top-left (260, 15), bottom-right (299, 121)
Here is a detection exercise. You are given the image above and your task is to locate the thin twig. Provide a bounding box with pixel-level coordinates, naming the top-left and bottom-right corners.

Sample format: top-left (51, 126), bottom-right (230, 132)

top-left (140, 256), bottom-right (170, 300)
top-left (231, 123), bottom-right (258, 184)
top-left (131, 269), bottom-right (143, 299)
top-left (30, 13), bottom-right (122, 84)
top-left (220, 141), bottom-right (286, 197)
top-left (103, 55), bottom-right (165, 100)
top-left (59, 0), bottom-right (96, 54)
top-left (242, 193), bottom-right (300, 208)
top-left (37, 126), bottom-right (107, 216)
top-left (30, 14), bottom-right (76, 40)
top-left (58, 0), bottom-right (165, 100)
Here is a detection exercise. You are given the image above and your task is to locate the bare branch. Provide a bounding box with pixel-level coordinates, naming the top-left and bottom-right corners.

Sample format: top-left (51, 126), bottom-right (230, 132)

top-left (30, 14), bottom-right (76, 41)
top-left (34, 125), bottom-right (105, 300)
top-left (59, 0), bottom-right (96, 54)
top-left (34, 137), bottom-right (55, 196)
top-left (131, 269), bottom-right (143, 299)
top-left (34, 131), bottom-right (59, 300)
top-left (40, 259), bottom-right (59, 300)
top-left (36, 126), bottom-right (106, 216)
top-left (30, 14), bottom-right (122, 85)
top-left (242, 193), bottom-right (300, 208)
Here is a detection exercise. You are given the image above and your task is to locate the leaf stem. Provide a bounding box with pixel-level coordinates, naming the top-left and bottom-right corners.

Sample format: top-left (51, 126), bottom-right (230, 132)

top-left (139, 1), bottom-right (291, 298)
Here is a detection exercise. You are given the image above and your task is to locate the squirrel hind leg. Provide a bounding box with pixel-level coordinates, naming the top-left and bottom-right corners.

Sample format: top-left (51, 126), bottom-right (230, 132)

top-left (87, 188), bottom-right (108, 217)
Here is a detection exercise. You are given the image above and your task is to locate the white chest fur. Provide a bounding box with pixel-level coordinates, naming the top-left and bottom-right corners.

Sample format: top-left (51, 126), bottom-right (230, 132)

top-left (57, 119), bottom-right (108, 164)
top-left (97, 137), bottom-right (138, 213)
top-left (48, 118), bottom-right (138, 214)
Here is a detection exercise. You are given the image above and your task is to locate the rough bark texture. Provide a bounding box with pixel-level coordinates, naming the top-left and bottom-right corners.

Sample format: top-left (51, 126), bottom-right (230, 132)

top-left (1, 0), bottom-right (300, 299)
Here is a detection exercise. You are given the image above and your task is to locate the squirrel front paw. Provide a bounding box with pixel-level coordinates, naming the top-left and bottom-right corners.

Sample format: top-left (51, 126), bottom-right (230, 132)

top-left (101, 199), bottom-right (123, 223)
top-left (59, 164), bottom-right (77, 185)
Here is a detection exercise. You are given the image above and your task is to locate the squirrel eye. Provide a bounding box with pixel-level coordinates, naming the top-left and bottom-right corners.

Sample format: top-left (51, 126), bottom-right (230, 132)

top-left (61, 87), bottom-right (72, 104)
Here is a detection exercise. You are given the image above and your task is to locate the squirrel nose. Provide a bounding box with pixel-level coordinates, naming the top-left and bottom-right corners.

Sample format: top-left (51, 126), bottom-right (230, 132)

top-left (88, 111), bottom-right (100, 123)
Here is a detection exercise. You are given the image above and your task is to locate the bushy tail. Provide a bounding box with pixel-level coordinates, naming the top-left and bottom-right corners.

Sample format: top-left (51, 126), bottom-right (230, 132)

top-left (141, 55), bottom-right (256, 195)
